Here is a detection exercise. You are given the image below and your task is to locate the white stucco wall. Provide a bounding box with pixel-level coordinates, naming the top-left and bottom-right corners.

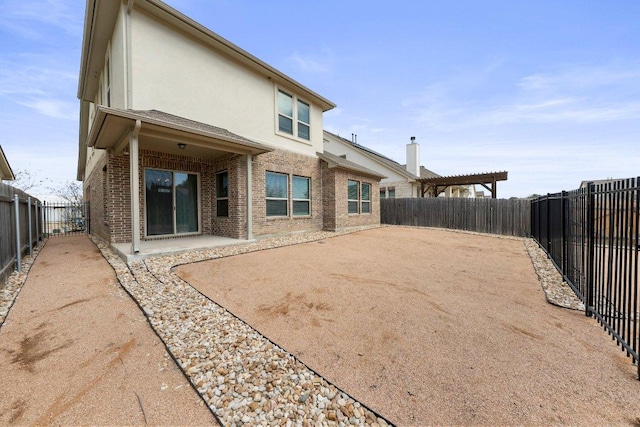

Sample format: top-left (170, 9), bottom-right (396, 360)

top-left (109, 7), bottom-right (127, 109)
top-left (129, 9), bottom-right (323, 157)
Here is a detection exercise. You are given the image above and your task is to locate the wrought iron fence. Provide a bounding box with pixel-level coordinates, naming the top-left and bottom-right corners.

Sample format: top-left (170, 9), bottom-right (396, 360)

top-left (532, 178), bottom-right (639, 376)
top-left (41, 201), bottom-right (89, 237)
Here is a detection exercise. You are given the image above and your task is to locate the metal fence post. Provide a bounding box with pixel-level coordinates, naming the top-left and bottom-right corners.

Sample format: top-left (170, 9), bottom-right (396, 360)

top-left (585, 182), bottom-right (595, 317)
top-left (14, 194), bottom-right (21, 272)
top-left (561, 191), bottom-right (567, 275)
top-left (27, 196), bottom-right (33, 255)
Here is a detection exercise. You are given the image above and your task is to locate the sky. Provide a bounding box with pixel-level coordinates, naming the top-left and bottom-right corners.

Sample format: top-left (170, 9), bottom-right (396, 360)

top-left (0, 0), bottom-right (639, 198)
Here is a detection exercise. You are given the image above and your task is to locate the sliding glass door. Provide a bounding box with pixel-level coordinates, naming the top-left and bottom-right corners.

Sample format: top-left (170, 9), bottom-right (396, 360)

top-left (145, 169), bottom-right (199, 236)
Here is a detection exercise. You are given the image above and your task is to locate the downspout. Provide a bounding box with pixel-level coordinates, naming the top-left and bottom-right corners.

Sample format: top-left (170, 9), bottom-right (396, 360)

top-left (125, 0), bottom-right (134, 108)
top-left (130, 119), bottom-right (142, 254)
top-left (246, 154), bottom-right (253, 240)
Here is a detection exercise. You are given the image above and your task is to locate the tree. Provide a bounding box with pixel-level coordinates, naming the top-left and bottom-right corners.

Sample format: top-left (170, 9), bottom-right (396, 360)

top-left (11, 169), bottom-right (43, 192)
top-left (49, 181), bottom-right (85, 232)
top-left (51, 180), bottom-right (83, 204)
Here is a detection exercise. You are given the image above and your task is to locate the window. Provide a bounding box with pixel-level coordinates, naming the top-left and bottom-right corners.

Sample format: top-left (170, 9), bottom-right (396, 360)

top-left (380, 187), bottom-right (386, 199)
top-left (361, 183), bottom-right (371, 214)
top-left (277, 90), bottom-right (293, 135)
top-left (388, 187), bottom-right (396, 198)
top-left (216, 171), bottom-right (228, 217)
top-left (145, 169), bottom-right (199, 236)
top-left (292, 176), bottom-right (310, 216)
top-left (105, 56), bottom-right (111, 107)
top-left (348, 180), bottom-right (359, 214)
top-left (266, 172), bottom-right (288, 216)
top-left (297, 100), bottom-right (310, 140)
top-left (277, 88), bottom-right (310, 141)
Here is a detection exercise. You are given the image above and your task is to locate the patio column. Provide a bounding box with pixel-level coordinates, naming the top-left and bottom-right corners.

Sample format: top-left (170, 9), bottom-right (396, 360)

top-left (246, 154), bottom-right (253, 240)
top-left (130, 120), bottom-right (142, 254)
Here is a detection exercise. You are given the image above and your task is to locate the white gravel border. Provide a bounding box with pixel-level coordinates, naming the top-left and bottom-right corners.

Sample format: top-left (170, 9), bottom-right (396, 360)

top-left (0, 240), bottom-right (46, 330)
top-left (91, 226), bottom-right (392, 427)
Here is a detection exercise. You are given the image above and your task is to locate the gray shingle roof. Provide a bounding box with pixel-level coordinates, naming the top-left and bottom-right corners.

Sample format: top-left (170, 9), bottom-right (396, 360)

top-left (317, 151), bottom-right (387, 180)
top-left (324, 130), bottom-right (430, 180)
top-left (129, 109), bottom-right (272, 151)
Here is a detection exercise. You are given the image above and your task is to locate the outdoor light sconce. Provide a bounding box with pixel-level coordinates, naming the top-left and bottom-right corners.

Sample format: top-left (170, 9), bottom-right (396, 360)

top-left (178, 143), bottom-right (187, 149)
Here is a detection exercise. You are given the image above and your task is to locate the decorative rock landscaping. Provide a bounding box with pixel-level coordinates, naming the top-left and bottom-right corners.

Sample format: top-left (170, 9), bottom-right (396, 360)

top-left (91, 226), bottom-right (392, 427)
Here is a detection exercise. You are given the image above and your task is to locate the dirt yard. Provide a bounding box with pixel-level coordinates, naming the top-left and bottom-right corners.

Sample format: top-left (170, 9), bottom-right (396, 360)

top-left (177, 227), bottom-right (640, 426)
top-left (0, 236), bottom-right (217, 425)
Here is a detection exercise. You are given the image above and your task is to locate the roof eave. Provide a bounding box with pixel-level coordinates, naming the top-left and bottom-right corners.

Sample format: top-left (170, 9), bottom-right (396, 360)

top-left (0, 145), bottom-right (15, 181)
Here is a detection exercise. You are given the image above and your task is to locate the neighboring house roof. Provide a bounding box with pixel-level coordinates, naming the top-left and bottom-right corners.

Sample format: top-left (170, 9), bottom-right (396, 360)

top-left (77, 0), bottom-right (336, 112)
top-left (579, 178), bottom-right (626, 189)
top-left (323, 131), bottom-right (419, 180)
top-left (317, 151), bottom-right (387, 180)
top-left (0, 145), bottom-right (15, 180)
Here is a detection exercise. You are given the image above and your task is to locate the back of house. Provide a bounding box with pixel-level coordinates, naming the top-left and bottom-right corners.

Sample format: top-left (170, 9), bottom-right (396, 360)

top-left (76, 0), bottom-right (383, 254)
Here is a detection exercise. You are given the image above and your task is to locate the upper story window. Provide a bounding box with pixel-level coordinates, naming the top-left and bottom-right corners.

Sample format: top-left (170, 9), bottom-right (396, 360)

top-left (277, 88), bottom-right (310, 141)
top-left (104, 56), bottom-right (111, 107)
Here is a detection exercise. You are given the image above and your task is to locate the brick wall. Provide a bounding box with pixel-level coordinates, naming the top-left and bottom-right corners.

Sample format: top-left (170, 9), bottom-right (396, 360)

top-left (93, 147), bottom-right (380, 244)
top-left (83, 154), bottom-right (109, 241)
top-left (251, 149), bottom-right (323, 237)
top-left (212, 154), bottom-right (246, 239)
top-left (321, 162), bottom-right (381, 231)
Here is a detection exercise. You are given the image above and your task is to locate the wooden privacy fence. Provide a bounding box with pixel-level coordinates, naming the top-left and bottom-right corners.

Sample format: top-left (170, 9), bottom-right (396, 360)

top-left (380, 197), bottom-right (531, 237)
top-left (0, 183), bottom-right (42, 286)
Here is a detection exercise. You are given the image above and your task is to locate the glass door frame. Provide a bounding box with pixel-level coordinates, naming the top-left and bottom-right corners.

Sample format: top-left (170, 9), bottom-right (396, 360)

top-left (143, 167), bottom-right (201, 238)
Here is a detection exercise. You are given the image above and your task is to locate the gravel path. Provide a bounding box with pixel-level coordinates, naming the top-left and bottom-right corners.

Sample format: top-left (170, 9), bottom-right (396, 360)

top-left (0, 236), bottom-right (216, 425)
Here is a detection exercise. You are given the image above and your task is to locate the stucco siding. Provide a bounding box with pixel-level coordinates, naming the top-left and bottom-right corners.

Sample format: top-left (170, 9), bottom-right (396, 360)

top-left (129, 9), bottom-right (323, 158)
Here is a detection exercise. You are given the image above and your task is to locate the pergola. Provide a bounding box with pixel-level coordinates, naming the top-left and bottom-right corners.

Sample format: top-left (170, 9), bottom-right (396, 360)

top-left (418, 171), bottom-right (508, 199)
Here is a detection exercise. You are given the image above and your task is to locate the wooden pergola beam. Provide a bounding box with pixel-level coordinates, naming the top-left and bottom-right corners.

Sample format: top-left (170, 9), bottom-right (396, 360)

top-left (418, 171), bottom-right (508, 199)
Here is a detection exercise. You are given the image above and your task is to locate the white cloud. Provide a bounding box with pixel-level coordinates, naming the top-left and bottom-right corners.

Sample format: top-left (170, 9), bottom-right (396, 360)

top-left (18, 98), bottom-right (77, 120)
top-left (287, 49), bottom-right (333, 74)
top-left (0, 0), bottom-right (82, 38)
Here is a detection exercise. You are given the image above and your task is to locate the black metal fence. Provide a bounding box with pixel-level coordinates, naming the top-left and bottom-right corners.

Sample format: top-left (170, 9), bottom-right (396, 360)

top-left (41, 201), bottom-right (88, 237)
top-left (532, 178), bottom-right (639, 373)
top-left (381, 197), bottom-right (531, 237)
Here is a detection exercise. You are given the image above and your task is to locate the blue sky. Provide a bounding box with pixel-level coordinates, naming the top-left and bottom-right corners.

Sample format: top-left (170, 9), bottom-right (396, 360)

top-left (1, 0), bottom-right (638, 197)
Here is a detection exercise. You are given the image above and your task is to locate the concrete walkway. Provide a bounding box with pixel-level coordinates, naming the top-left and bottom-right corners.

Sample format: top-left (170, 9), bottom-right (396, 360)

top-left (0, 235), bottom-right (217, 425)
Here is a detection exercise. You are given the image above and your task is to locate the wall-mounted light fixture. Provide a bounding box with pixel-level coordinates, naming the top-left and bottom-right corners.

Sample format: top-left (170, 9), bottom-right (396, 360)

top-left (178, 143), bottom-right (186, 149)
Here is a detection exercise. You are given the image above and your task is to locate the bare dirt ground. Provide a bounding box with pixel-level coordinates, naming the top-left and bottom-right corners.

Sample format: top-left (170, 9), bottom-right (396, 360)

top-left (178, 227), bottom-right (640, 426)
top-left (0, 236), bottom-right (217, 426)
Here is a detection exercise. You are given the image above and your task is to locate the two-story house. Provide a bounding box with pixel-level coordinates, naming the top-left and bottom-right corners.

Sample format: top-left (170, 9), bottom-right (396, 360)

top-left (76, 0), bottom-right (383, 256)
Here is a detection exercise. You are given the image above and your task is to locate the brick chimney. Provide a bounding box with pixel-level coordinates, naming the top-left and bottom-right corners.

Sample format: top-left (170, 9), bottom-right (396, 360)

top-left (406, 136), bottom-right (420, 176)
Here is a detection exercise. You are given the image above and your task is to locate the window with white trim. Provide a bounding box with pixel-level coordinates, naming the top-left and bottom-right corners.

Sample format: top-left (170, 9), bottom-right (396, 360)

top-left (388, 187), bottom-right (396, 198)
top-left (361, 183), bottom-right (371, 214)
top-left (380, 187), bottom-right (386, 199)
top-left (348, 180), bottom-right (359, 214)
top-left (277, 88), bottom-right (310, 141)
top-left (104, 56), bottom-right (111, 107)
top-left (292, 176), bottom-right (310, 216)
top-left (266, 171), bottom-right (288, 216)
